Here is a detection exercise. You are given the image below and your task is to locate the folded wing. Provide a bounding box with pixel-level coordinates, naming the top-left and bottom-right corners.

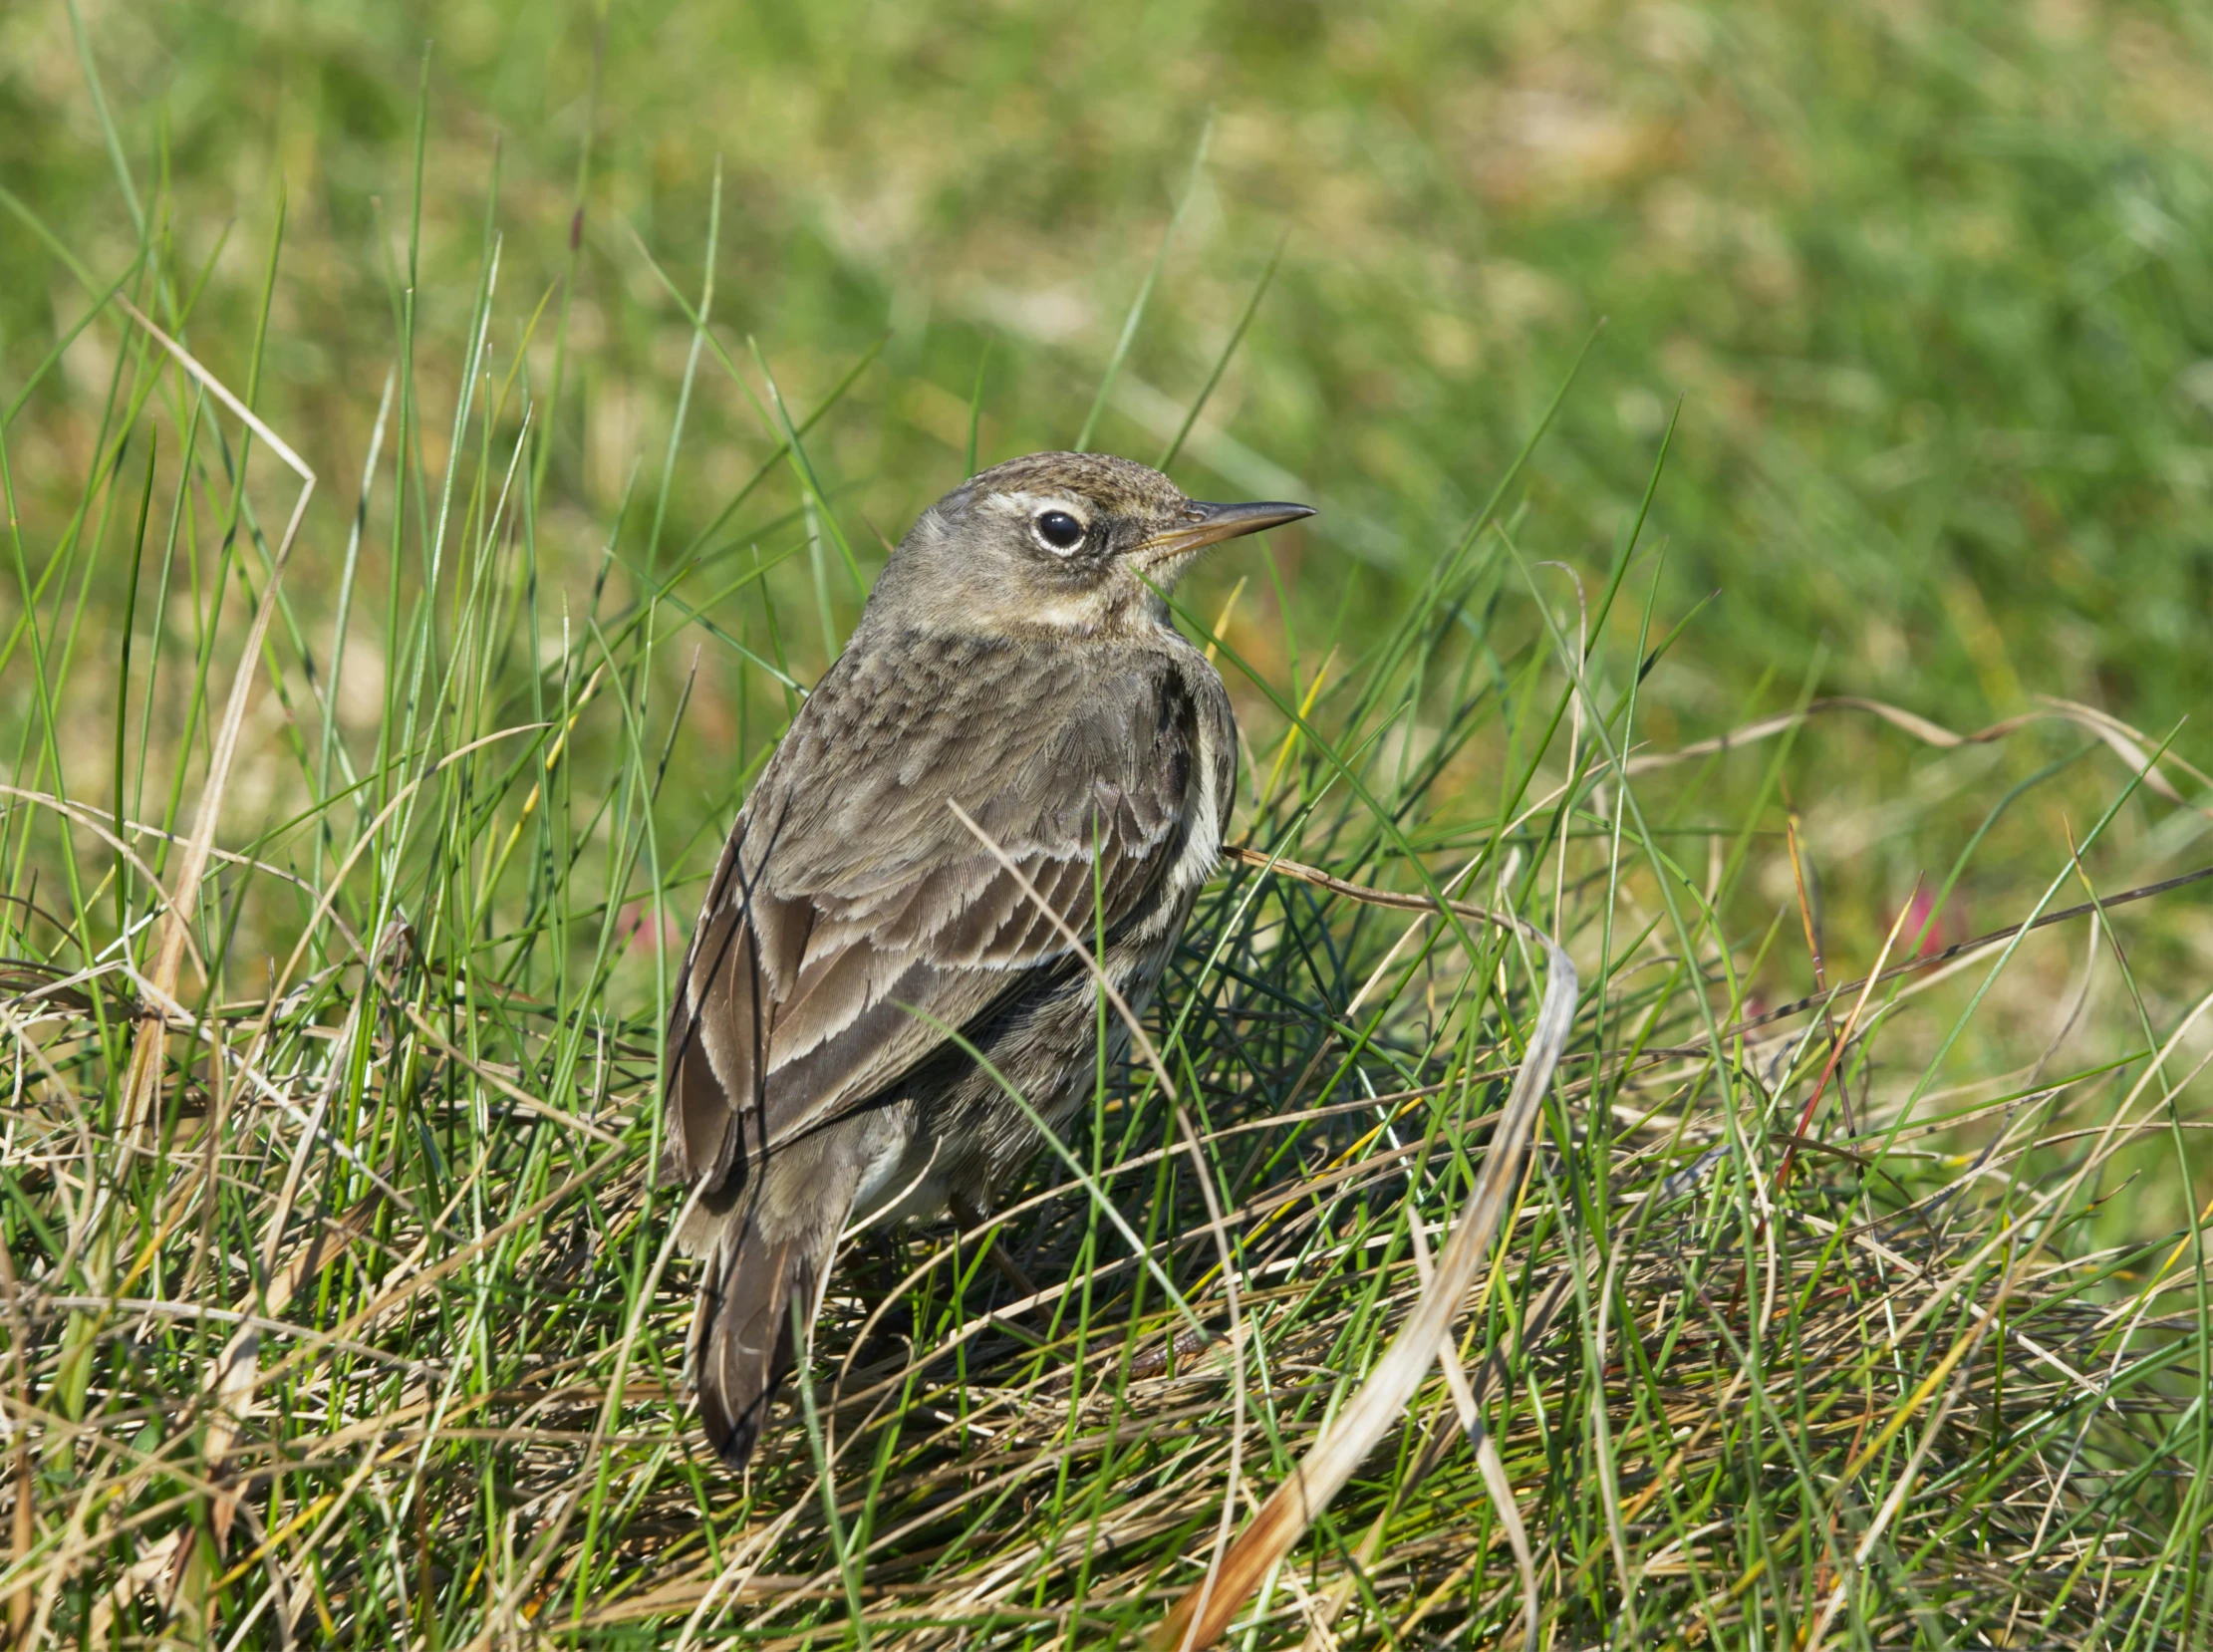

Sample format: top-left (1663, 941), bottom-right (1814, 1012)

top-left (663, 648), bottom-right (1202, 1202)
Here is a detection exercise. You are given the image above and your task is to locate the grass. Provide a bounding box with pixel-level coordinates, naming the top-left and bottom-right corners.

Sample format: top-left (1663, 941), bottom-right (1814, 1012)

top-left (4, 1), bottom-right (2213, 1645)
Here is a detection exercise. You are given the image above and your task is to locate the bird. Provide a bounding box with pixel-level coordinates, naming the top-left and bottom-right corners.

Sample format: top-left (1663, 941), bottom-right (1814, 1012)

top-left (660, 449), bottom-right (1313, 1468)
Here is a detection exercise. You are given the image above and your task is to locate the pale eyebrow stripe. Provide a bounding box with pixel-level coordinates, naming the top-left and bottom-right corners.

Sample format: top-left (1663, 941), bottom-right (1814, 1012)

top-left (988, 488), bottom-right (1092, 528)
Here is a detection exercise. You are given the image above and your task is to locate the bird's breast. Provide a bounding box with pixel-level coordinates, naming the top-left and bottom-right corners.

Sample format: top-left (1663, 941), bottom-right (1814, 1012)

top-left (1157, 651), bottom-right (1237, 910)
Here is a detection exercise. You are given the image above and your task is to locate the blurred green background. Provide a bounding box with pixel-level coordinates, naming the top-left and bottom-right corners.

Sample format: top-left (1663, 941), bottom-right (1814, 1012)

top-left (9, 0), bottom-right (2211, 697)
top-left (5, 0), bottom-right (2212, 1143)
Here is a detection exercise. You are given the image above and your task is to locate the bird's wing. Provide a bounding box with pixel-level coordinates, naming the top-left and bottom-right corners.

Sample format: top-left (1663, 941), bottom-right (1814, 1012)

top-left (663, 642), bottom-right (1212, 1198)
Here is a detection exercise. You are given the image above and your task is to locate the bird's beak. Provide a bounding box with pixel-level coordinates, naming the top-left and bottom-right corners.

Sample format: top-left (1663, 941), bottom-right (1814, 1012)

top-left (1132, 499), bottom-right (1316, 569)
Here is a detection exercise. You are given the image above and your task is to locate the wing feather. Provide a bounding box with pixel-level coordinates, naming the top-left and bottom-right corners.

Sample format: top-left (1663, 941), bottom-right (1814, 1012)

top-left (662, 639), bottom-right (1208, 1200)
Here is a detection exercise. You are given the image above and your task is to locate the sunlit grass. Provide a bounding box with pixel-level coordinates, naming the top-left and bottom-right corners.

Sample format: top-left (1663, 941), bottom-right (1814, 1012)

top-left (4, 4), bottom-right (2213, 1645)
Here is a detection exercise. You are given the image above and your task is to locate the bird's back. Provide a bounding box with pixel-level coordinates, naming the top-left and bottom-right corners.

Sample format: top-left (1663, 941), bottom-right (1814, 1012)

top-left (665, 621), bottom-right (1233, 1217)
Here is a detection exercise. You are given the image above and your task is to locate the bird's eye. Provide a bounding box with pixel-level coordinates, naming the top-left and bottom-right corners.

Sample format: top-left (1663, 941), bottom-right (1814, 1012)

top-left (1033, 510), bottom-right (1085, 552)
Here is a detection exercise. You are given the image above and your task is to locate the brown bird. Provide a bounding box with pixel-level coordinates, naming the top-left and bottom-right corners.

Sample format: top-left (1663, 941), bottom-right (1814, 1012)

top-left (661, 450), bottom-right (1312, 1467)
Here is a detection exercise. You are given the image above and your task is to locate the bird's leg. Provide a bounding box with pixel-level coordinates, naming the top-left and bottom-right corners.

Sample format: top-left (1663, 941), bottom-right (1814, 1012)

top-left (949, 1190), bottom-right (1039, 1302)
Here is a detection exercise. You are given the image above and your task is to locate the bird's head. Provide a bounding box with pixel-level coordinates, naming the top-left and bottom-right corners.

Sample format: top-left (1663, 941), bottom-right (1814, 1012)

top-left (865, 451), bottom-right (1313, 640)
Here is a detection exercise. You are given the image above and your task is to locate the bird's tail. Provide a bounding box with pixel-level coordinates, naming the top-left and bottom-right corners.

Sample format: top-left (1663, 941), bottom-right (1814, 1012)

top-left (682, 1162), bottom-right (857, 1469)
